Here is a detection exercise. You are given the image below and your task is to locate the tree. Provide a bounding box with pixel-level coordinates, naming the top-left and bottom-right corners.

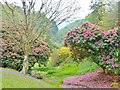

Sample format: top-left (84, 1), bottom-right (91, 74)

top-left (1, 0), bottom-right (81, 74)
top-left (89, 0), bottom-right (119, 30)
top-left (98, 1), bottom-right (119, 30)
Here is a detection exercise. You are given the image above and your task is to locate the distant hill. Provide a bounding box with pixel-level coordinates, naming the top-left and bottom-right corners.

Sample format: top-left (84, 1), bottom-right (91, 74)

top-left (54, 19), bottom-right (85, 46)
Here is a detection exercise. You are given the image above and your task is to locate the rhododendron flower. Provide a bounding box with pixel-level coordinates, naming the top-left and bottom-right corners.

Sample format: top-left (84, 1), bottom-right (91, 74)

top-left (81, 33), bottom-right (85, 36)
top-left (115, 43), bottom-right (119, 46)
top-left (112, 64), bottom-right (116, 67)
top-left (95, 42), bottom-right (99, 45)
top-left (107, 38), bottom-right (111, 42)
top-left (80, 22), bottom-right (92, 28)
top-left (103, 31), bottom-right (109, 37)
top-left (77, 40), bottom-right (80, 43)
top-left (118, 31), bottom-right (120, 34)
top-left (111, 30), bottom-right (116, 34)
top-left (64, 38), bottom-right (66, 40)
top-left (34, 47), bottom-right (42, 52)
top-left (91, 33), bottom-right (95, 36)
top-left (75, 26), bottom-right (80, 29)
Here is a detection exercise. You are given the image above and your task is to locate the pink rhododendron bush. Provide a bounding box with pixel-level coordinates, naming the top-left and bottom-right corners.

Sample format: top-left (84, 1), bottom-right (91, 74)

top-left (64, 22), bottom-right (120, 75)
top-left (0, 20), bottom-right (51, 71)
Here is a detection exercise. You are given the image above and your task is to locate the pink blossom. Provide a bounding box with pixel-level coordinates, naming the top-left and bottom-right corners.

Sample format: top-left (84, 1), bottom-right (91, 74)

top-left (111, 30), bottom-right (116, 34)
top-left (115, 43), bottom-right (119, 46)
top-left (91, 33), bottom-right (95, 36)
top-left (91, 24), bottom-right (96, 27)
top-left (81, 33), bottom-right (85, 36)
top-left (103, 31), bottom-right (109, 37)
top-left (108, 38), bottom-right (112, 41)
top-left (75, 26), bottom-right (80, 29)
top-left (95, 42), bottom-right (99, 45)
top-left (112, 64), bottom-right (115, 67)
top-left (82, 22), bottom-right (91, 26)
top-left (77, 40), bottom-right (80, 43)
top-left (34, 47), bottom-right (42, 52)
top-left (111, 40), bottom-right (114, 43)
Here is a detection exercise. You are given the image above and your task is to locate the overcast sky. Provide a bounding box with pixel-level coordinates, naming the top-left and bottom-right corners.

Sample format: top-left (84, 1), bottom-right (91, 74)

top-left (59, 0), bottom-right (92, 29)
top-left (0, 0), bottom-right (92, 29)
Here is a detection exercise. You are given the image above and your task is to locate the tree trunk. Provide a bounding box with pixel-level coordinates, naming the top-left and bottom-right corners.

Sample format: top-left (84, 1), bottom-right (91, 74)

top-left (21, 54), bottom-right (29, 74)
top-left (103, 68), bottom-right (106, 74)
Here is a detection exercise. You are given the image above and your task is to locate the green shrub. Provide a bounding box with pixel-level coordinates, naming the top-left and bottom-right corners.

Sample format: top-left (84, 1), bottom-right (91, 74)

top-left (31, 64), bottom-right (57, 76)
top-left (47, 70), bottom-right (57, 74)
top-left (49, 47), bottom-right (72, 66)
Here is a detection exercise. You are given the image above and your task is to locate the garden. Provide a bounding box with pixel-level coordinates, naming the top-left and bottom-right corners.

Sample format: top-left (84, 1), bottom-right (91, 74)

top-left (0, 0), bottom-right (120, 89)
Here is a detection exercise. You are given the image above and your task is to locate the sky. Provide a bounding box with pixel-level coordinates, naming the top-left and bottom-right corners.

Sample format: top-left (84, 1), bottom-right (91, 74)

top-left (58, 0), bottom-right (92, 29)
top-left (0, 0), bottom-right (92, 29)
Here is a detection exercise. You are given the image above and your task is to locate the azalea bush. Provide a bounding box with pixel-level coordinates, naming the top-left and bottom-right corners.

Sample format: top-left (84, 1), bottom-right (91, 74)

top-left (0, 21), bottom-right (51, 71)
top-left (64, 22), bottom-right (120, 74)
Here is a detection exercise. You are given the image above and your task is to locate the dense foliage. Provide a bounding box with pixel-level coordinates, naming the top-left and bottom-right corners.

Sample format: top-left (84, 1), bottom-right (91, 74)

top-left (64, 22), bottom-right (120, 74)
top-left (49, 47), bottom-right (72, 66)
top-left (0, 20), bottom-right (51, 71)
top-left (87, 1), bottom-right (118, 30)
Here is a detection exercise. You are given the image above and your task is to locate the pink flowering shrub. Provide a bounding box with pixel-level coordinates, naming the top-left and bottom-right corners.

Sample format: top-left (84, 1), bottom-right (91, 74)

top-left (32, 42), bottom-right (51, 66)
top-left (64, 22), bottom-right (120, 74)
top-left (0, 20), bottom-right (51, 71)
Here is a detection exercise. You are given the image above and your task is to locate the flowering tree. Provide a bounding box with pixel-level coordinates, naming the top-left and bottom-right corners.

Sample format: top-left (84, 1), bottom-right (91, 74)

top-left (64, 22), bottom-right (120, 74)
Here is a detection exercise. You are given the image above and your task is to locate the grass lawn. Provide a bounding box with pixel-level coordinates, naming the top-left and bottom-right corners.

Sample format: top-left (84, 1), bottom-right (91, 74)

top-left (37, 59), bottom-right (100, 86)
top-left (0, 68), bottom-right (57, 88)
top-left (0, 59), bottom-right (100, 88)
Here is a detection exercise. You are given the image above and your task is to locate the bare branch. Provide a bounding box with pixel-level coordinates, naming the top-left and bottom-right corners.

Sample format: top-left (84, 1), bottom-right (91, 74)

top-left (2, 0), bottom-right (81, 58)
